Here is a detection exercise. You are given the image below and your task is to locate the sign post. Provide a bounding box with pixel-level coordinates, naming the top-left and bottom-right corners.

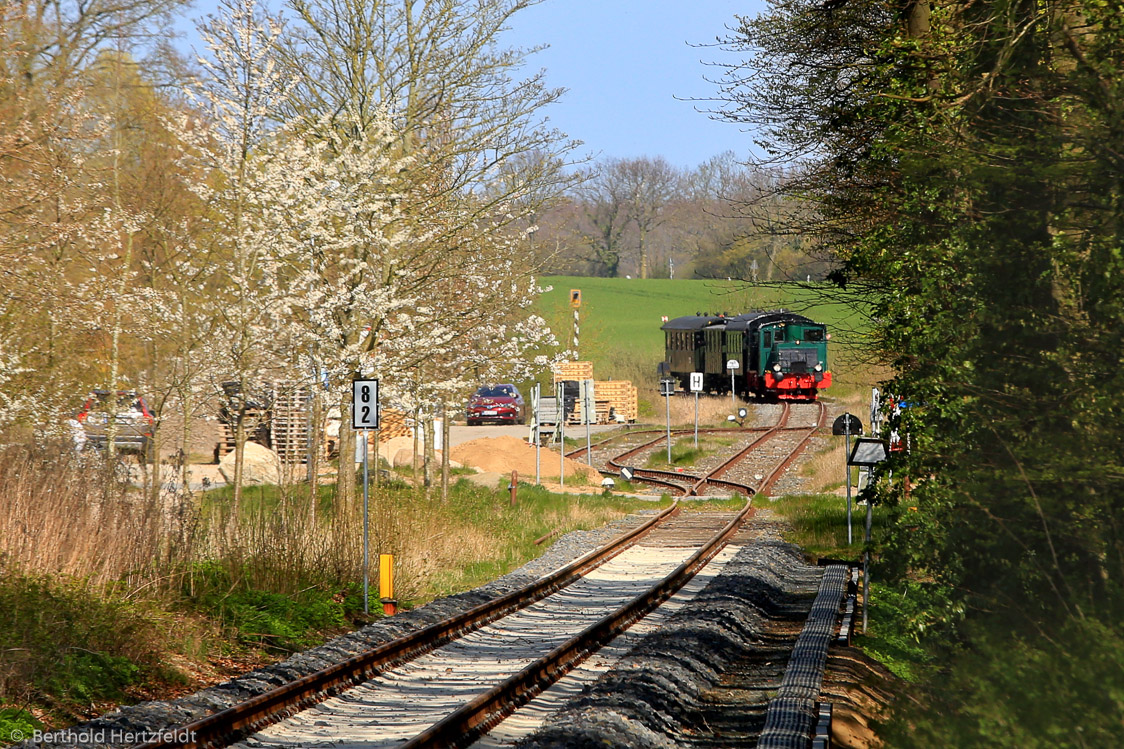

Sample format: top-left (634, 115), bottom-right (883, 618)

top-left (832, 413), bottom-right (863, 545)
top-left (352, 378), bottom-right (379, 616)
top-left (849, 437), bottom-right (888, 634)
top-left (689, 372), bottom-right (703, 448)
top-left (660, 378), bottom-right (675, 463)
top-left (726, 359), bottom-right (740, 407)
top-left (531, 383), bottom-right (541, 485)
top-left (570, 289), bottom-right (581, 357)
top-left (557, 381), bottom-right (565, 488)
top-left (581, 379), bottom-right (594, 465)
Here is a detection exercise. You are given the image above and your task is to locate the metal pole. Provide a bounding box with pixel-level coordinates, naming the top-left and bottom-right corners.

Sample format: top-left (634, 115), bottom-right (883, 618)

top-left (730, 372), bottom-right (735, 408)
top-left (362, 433), bottom-right (369, 616)
top-left (585, 380), bottom-right (592, 466)
top-left (694, 391), bottom-right (699, 449)
top-left (863, 480), bottom-right (873, 633)
top-left (665, 389), bottom-right (672, 463)
top-left (559, 384), bottom-right (565, 488)
top-left (845, 425), bottom-right (853, 545)
top-left (534, 383), bottom-right (541, 485)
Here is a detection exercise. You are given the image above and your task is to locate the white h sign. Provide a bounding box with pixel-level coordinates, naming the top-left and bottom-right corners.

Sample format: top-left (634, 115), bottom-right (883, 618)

top-left (689, 372), bottom-right (704, 392)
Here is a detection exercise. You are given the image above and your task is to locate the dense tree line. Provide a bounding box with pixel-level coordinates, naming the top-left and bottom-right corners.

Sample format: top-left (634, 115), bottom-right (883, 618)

top-left (720, 0), bottom-right (1124, 743)
top-left (530, 153), bottom-right (831, 281)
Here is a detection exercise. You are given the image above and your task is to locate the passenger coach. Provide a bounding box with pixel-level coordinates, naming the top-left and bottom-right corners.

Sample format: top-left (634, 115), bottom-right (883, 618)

top-left (661, 311), bottom-right (832, 401)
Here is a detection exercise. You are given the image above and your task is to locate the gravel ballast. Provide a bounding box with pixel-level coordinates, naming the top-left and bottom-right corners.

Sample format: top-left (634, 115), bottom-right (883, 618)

top-left (518, 516), bottom-right (824, 749)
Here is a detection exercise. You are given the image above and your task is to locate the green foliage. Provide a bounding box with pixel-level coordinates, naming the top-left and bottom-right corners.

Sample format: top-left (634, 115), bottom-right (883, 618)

top-left (0, 564), bottom-right (153, 712)
top-left (727, 0), bottom-right (1124, 742)
top-left (767, 493), bottom-right (884, 562)
top-left (853, 582), bottom-right (949, 683)
top-left (180, 562), bottom-right (351, 652)
top-left (885, 616), bottom-right (1124, 748)
top-left (644, 438), bottom-right (711, 469)
top-left (0, 708), bottom-right (42, 745)
top-left (45, 652), bottom-right (140, 703)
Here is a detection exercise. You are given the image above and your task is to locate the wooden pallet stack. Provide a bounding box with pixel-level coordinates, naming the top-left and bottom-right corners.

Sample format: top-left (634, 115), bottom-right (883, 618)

top-left (376, 409), bottom-right (412, 444)
top-left (550, 361), bottom-right (637, 424)
top-left (217, 408), bottom-right (268, 458)
top-left (552, 360), bottom-right (594, 383)
top-left (271, 382), bottom-right (312, 464)
top-left (594, 380), bottom-right (638, 423)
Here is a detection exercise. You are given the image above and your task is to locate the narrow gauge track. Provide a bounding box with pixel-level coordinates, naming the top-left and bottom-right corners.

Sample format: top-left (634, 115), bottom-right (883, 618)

top-left (577, 402), bottom-right (825, 498)
top-left (136, 502), bottom-right (753, 749)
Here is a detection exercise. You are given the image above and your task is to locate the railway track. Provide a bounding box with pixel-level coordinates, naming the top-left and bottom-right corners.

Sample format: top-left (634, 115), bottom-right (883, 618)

top-left (569, 402), bottom-right (826, 498)
top-left (126, 503), bottom-right (755, 749)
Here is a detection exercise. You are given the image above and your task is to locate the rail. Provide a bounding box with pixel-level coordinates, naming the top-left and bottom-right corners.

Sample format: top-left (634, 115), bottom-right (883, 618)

top-left (136, 502), bottom-right (682, 749)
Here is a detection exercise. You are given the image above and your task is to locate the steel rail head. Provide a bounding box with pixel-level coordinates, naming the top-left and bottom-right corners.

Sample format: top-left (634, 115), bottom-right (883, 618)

top-left (691, 402), bottom-right (791, 494)
top-left (135, 500), bottom-right (682, 749)
top-left (758, 402), bottom-right (826, 497)
top-left (400, 498), bottom-right (756, 749)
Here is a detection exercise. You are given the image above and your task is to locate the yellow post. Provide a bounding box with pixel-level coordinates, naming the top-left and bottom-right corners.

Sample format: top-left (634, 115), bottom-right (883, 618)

top-left (379, 554), bottom-right (397, 615)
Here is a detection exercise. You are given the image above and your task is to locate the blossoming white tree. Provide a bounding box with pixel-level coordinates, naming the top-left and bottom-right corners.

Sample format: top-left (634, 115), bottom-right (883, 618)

top-left (175, 0), bottom-right (299, 511)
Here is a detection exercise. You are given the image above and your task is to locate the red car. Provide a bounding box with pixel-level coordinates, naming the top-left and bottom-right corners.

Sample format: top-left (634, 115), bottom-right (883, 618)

top-left (466, 384), bottom-right (525, 426)
top-left (76, 390), bottom-right (155, 458)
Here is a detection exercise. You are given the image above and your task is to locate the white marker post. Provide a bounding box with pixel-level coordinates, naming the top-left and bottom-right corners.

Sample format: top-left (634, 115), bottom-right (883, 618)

top-left (352, 378), bottom-right (379, 616)
top-left (689, 372), bottom-right (703, 448)
top-left (531, 383), bottom-right (541, 485)
top-left (660, 378), bottom-right (675, 463)
top-left (726, 359), bottom-right (740, 407)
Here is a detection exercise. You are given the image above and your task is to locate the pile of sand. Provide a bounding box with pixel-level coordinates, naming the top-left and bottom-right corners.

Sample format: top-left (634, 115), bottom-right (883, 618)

top-left (451, 435), bottom-right (602, 485)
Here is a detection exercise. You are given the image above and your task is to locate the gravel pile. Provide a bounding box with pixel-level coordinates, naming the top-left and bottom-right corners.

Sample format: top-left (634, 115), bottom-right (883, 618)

top-left (518, 518), bottom-right (823, 749)
top-left (19, 514), bottom-right (653, 749)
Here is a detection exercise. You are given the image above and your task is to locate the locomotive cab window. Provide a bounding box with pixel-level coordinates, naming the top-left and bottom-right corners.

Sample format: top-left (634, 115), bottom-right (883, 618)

top-left (805, 328), bottom-right (824, 341)
top-left (763, 331), bottom-right (773, 347)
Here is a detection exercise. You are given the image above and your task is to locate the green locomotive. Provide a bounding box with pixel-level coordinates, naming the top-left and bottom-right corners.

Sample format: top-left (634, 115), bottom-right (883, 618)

top-left (661, 311), bottom-right (832, 400)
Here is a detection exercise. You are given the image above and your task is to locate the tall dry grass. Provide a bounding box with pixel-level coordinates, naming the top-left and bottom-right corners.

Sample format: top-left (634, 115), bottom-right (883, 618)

top-left (0, 441), bottom-right (566, 606)
top-left (0, 444), bottom-right (171, 591)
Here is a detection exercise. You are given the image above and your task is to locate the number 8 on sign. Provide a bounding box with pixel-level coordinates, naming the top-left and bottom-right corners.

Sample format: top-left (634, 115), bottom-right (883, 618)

top-left (352, 379), bottom-right (380, 429)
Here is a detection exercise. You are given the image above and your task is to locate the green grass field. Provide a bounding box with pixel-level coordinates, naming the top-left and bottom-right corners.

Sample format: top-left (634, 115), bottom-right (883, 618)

top-left (534, 276), bottom-right (870, 396)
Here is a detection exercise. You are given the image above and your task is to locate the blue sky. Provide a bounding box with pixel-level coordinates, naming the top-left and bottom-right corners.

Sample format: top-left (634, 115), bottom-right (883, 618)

top-left (174, 1), bottom-right (768, 169)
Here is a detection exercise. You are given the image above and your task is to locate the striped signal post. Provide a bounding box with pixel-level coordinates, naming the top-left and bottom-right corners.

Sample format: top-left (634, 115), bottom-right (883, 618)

top-left (570, 289), bottom-right (581, 356)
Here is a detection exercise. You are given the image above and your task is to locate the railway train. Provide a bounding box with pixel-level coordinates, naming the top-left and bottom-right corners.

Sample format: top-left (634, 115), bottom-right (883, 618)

top-left (661, 311), bottom-right (832, 401)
